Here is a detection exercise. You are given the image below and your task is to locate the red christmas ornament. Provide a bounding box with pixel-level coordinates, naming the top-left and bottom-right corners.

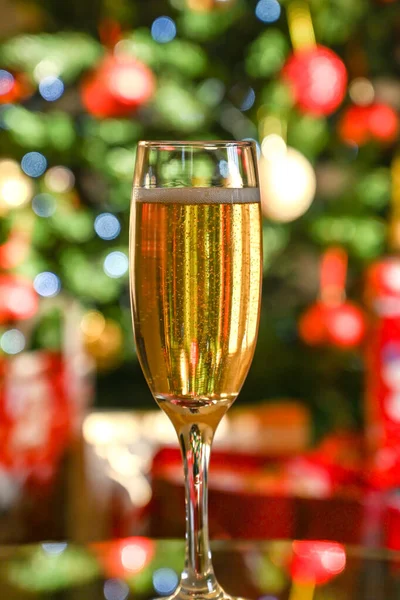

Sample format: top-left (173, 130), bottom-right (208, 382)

top-left (299, 301), bottom-right (366, 348)
top-left (325, 302), bottom-right (366, 348)
top-left (81, 76), bottom-right (120, 119)
top-left (338, 102), bottom-right (399, 146)
top-left (337, 105), bottom-right (370, 145)
top-left (0, 274), bottom-right (38, 323)
top-left (299, 248), bottom-right (366, 349)
top-left (283, 46), bottom-right (347, 116)
top-left (291, 541), bottom-right (346, 585)
top-left (298, 302), bottom-right (326, 346)
top-left (81, 55), bottom-right (156, 118)
top-left (107, 56), bottom-right (155, 107)
top-left (368, 103), bottom-right (399, 143)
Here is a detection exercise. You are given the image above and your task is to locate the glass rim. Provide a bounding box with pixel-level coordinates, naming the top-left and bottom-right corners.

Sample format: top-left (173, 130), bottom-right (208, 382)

top-left (137, 140), bottom-right (255, 149)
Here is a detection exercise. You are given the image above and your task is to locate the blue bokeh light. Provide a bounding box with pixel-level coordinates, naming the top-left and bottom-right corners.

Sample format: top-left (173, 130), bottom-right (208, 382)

top-left (219, 160), bottom-right (230, 178)
top-left (0, 70), bottom-right (14, 96)
top-left (151, 16), bottom-right (177, 43)
top-left (240, 88), bottom-right (256, 111)
top-left (42, 543), bottom-right (68, 556)
top-left (33, 272), bottom-right (61, 297)
top-left (152, 568), bottom-right (179, 596)
top-left (103, 251), bottom-right (129, 278)
top-left (95, 213), bottom-right (121, 240)
top-left (32, 193), bottom-right (56, 217)
top-left (21, 152), bottom-right (47, 178)
top-left (1, 329), bottom-right (25, 355)
top-left (255, 0), bottom-right (281, 23)
top-left (103, 578), bottom-right (129, 600)
top-left (39, 76), bottom-right (65, 102)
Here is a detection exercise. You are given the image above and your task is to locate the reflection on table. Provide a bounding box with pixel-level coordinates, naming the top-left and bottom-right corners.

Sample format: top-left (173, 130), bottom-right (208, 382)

top-left (1, 538), bottom-right (399, 599)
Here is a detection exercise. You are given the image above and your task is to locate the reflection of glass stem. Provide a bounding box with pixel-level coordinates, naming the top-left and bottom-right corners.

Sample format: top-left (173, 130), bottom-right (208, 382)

top-left (177, 423), bottom-right (224, 599)
top-left (289, 582), bottom-right (315, 600)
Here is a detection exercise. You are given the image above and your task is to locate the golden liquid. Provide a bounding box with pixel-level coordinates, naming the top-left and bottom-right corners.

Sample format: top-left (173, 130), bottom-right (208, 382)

top-left (130, 188), bottom-right (262, 427)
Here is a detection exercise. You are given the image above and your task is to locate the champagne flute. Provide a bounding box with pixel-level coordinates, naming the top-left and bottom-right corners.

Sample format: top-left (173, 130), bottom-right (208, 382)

top-left (130, 141), bottom-right (262, 600)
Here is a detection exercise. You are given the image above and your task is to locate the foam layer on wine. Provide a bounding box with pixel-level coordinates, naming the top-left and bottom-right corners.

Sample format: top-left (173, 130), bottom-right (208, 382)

top-left (133, 187), bottom-right (260, 204)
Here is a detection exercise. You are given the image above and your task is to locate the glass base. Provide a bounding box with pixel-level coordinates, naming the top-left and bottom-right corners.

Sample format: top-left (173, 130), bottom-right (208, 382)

top-left (158, 585), bottom-right (247, 600)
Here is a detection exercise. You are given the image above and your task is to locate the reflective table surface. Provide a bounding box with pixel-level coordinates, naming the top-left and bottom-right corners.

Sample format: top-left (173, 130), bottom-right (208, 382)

top-left (1, 538), bottom-right (399, 599)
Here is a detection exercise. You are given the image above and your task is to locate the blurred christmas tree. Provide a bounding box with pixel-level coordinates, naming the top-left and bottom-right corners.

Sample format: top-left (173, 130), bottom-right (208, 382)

top-left (0, 0), bottom-right (399, 436)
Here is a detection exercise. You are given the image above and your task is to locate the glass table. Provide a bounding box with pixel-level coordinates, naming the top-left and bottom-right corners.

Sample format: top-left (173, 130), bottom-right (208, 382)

top-left (0, 538), bottom-right (399, 599)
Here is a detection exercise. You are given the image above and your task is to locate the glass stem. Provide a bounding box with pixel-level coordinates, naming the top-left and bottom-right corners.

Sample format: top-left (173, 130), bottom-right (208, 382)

top-left (177, 422), bottom-right (223, 598)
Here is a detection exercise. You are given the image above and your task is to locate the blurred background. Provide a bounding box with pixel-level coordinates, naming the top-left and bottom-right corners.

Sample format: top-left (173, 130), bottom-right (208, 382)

top-left (0, 0), bottom-right (400, 550)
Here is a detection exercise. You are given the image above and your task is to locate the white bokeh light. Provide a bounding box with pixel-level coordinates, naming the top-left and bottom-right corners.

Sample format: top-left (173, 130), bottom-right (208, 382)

top-left (0, 159), bottom-right (33, 208)
top-left (1, 329), bottom-right (25, 354)
top-left (383, 263), bottom-right (400, 293)
top-left (121, 543), bottom-right (147, 572)
top-left (261, 134), bottom-right (287, 160)
top-left (33, 59), bottom-right (61, 82)
top-left (259, 146), bottom-right (316, 222)
top-left (33, 272), bottom-right (61, 297)
top-left (386, 394), bottom-right (400, 422)
top-left (103, 251), bottom-right (128, 278)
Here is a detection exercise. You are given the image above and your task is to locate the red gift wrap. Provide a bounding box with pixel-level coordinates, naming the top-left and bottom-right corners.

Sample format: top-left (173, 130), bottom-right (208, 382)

top-left (0, 350), bottom-right (93, 486)
top-left (365, 257), bottom-right (400, 487)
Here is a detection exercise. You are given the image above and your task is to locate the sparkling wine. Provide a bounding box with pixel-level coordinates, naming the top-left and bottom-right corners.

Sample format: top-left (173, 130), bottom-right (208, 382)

top-left (130, 187), bottom-right (262, 425)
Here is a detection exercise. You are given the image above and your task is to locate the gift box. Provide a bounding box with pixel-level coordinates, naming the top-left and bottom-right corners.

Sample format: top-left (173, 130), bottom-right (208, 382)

top-left (0, 298), bottom-right (94, 543)
top-left (76, 407), bottom-right (400, 547)
top-left (147, 400), bottom-right (368, 543)
top-left (365, 258), bottom-right (400, 485)
top-left (149, 444), bottom-right (365, 543)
